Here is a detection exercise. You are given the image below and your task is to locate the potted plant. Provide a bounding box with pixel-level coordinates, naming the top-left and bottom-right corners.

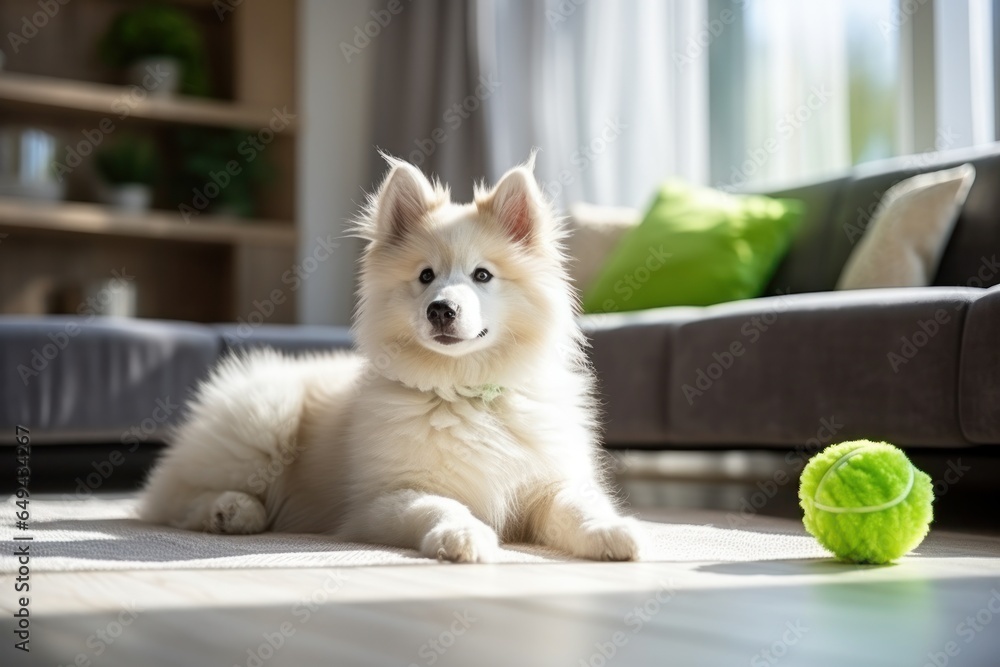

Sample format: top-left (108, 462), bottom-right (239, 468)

top-left (95, 134), bottom-right (158, 212)
top-left (172, 128), bottom-right (274, 219)
top-left (98, 4), bottom-right (210, 97)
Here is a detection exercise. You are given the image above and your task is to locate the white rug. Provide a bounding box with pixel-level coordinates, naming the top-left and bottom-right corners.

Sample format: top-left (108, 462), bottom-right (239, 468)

top-left (5, 496), bottom-right (992, 572)
top-left (1, 496), bottom-right (833, 572)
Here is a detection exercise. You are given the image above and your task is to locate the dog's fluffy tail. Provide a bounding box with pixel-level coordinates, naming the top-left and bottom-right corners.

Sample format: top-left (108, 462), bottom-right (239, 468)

top-left (138, 348), bottom-right (361, 532)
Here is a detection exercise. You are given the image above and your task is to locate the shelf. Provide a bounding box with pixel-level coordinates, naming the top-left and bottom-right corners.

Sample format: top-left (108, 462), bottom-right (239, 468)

top-left (0, 72), bottom-right (297, 133)
top-left (0, 196), bottom-right (296, 246)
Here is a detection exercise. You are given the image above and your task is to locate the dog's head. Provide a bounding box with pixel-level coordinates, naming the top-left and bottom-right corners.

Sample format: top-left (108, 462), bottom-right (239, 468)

top-left (353, 154), bottom-right (579, 390)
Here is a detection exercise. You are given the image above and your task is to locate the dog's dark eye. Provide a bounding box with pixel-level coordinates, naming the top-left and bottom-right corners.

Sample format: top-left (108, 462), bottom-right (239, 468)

top-left (473, 268), bottom-right (493, 283)
top-left (419, 268), bottom-right (435, 284)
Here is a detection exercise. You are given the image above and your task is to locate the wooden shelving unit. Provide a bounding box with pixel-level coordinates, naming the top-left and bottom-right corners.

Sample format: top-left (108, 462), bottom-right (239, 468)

top-left (0, 72), bottom-right (298, 132)
top-left (0, 197), bottom-right (295, 246)
top-left (0, 0), bottom-right (299, 323)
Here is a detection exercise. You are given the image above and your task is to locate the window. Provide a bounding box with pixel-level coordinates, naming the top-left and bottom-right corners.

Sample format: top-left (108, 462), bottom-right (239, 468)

top-left (708, 0), bottom-right (996, 192)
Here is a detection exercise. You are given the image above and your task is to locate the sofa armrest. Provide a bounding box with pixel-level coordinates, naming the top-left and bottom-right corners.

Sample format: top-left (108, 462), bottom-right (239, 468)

top-left (0, 316), bottom-right (219, 444)
top-left (959, 284), bottom-right (1000, 442)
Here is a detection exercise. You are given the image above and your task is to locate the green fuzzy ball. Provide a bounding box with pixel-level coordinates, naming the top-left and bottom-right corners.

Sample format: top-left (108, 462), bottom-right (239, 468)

top-left (799, 440), bottom-right (933, 564)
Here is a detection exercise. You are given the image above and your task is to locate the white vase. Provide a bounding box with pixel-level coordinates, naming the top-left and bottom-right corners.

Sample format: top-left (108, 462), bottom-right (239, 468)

top-left (126, 57), bottom-right (182, 97)
top-left (104, 184), bottom-right (152, 213)
top-left (83, 277), bottom-right (138, 318)
top-left (0, 126), bottom-right (66, 201)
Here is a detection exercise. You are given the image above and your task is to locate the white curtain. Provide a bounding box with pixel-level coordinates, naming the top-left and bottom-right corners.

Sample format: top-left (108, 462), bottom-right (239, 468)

top-left (475, 0), bottom-right (709, 210)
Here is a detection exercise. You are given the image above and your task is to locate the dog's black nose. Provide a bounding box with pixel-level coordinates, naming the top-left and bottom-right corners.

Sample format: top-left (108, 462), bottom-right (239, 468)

top-left (427, 300), bottom-right (457, 323)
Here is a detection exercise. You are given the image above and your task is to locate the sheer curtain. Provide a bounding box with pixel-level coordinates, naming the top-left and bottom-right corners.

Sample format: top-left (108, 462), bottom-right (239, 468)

top-left (369, 0), bottom-right (489, 202)
top-left (475, 0), bottom-right (709, 209)
top-left (370, 0), bottom-right (996, 208)
top-left (707, 0), bottom-right (854, 191)
top-left (739, 3), bottom-right (851, 188)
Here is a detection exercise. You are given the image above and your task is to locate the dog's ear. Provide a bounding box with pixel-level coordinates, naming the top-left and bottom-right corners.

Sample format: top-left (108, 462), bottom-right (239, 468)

top-left (477, 156), bottom-right (546, 245)
top-left (372, 156), bottom-right (437, 242)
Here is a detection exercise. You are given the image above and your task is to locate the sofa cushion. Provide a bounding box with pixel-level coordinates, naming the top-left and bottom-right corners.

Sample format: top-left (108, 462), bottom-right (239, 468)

top-left (958, 285), bottom-right (1000, 443)
top-left (0, 316), bottom-right (219, 444)
top-left (581, 308), bottom-right (701, 445)
top-left (665, 288), bottom-right (980, 448)
top-left (836, 164), bottom-right (975, 290)
top-left (582, 182), bottom-right (805, 313)
top-left (826, 143), bottom-right (1000, 292)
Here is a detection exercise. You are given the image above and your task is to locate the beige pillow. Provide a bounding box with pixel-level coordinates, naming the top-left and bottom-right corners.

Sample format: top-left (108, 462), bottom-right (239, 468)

top-left (837, 164), bottom-right (976, 290)
top-left (564, 202), bottom-right (641, 292)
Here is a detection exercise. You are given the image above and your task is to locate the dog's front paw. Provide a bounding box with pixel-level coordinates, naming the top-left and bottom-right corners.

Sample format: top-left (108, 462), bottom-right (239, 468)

top-left (573, 518), bottom-right (641, 561)
top-left (208, 491), bottom-right (267, 534)
top-left (421, 521), bottom-right (499, 563)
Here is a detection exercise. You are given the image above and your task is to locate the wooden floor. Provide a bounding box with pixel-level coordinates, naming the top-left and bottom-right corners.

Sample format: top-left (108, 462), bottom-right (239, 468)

top-left (4, 524), bottom-right (1000, 667)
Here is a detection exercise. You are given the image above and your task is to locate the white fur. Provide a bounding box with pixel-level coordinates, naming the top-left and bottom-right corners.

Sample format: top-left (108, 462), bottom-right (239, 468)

top-left (139, 156), bottom-right (641, 563)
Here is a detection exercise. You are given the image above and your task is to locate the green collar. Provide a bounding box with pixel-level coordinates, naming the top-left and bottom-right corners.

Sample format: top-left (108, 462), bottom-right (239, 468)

top-left (472, 384), bottom-right (504, 403)
top-left (381, 372), bottom-right (505, 403)
top-left (382, 374), bottom-right (506, 403)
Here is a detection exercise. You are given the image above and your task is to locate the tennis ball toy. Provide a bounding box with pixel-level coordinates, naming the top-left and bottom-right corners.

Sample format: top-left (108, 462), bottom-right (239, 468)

top-left (799, 440), bottom-right (933, 564)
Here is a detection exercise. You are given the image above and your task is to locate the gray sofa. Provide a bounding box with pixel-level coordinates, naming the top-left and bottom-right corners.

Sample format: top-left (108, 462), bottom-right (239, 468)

top-left (2, 144), bottom-right (1000, 452)
top-left (589, 142), bottom-right (1000, 449)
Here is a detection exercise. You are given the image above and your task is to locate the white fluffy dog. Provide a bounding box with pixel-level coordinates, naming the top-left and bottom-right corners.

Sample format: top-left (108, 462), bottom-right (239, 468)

top-left (139, 156), bottom-right (641, 562)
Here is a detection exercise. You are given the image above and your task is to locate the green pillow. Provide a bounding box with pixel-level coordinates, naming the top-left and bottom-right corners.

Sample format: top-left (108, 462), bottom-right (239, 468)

top-left (581, 182), bottom-right (804, 313)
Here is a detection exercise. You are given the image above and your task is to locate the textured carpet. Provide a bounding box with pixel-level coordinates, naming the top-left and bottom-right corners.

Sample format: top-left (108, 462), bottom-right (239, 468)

top-left (3, 496), bottom-right (994, 572)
